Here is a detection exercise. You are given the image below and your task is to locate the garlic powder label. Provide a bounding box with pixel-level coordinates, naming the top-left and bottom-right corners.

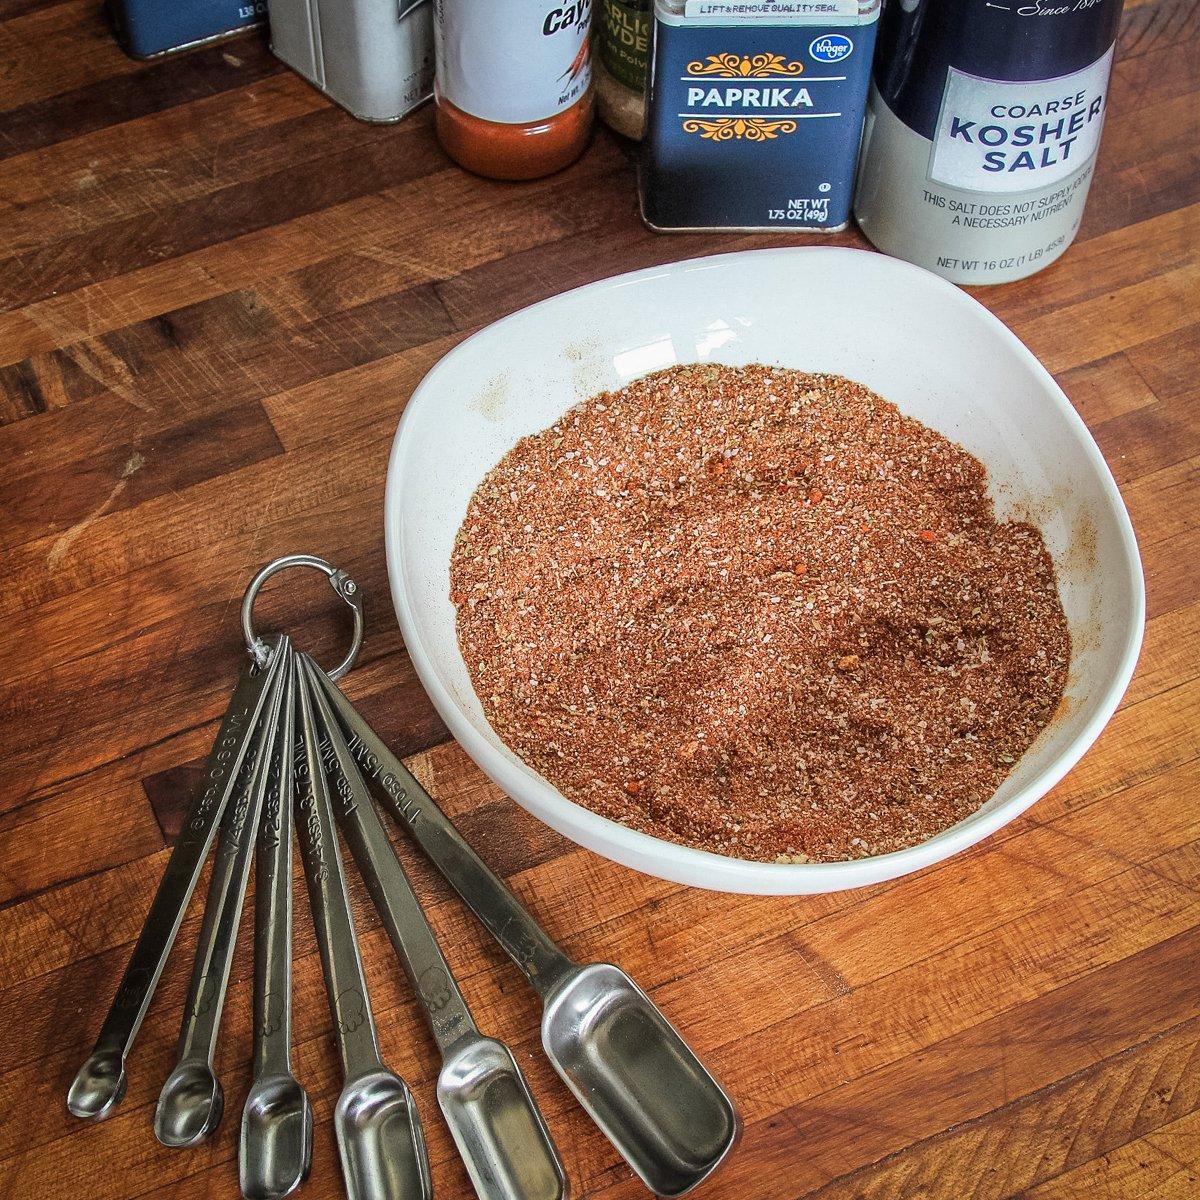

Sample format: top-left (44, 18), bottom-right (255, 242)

top-left (928, 45), bottom-right (1113, 194)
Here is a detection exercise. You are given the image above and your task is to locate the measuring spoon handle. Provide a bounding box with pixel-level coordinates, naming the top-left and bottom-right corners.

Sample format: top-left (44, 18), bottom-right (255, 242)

top-left (252, 652), bottom-right (298, 1079)
top-left (308, 661), bottom-right (574, 998)
top-left (294, 662), bottom-right (384, 1082)
top-left (175, 642), bottom-right (290, 1064)
top-left (301, 654), bottom-right (477, 1056)
top-left (68, 637), bottom-right (288, 1117)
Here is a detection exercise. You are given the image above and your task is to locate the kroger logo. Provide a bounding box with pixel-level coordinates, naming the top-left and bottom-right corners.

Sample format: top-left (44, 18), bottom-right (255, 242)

top-left (809, 34), bottom-right (853, 63)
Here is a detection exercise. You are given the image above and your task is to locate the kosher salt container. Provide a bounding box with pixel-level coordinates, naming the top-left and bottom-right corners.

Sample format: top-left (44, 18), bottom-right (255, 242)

top-left (854, 0), bottom-right (1125, 285)
top-left (640, 0), bottom-right (881, 232)
top-left (638, 0), bottom-right (883, 231)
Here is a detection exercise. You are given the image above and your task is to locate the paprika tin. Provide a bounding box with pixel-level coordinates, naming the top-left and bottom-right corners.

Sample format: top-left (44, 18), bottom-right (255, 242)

top-left (639, 1), bottom-right (880, 232)
top-left (853, 0), bottom-right (1125, 285)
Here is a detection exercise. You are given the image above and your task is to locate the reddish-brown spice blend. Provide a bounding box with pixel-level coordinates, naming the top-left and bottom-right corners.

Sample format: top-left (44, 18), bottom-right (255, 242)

top-left (450, 365), bottom-right (1070, 863)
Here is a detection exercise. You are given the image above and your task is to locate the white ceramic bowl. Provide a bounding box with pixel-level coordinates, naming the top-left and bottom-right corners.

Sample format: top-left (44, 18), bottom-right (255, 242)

top-left (385, 248), bottom-right (1143, 895)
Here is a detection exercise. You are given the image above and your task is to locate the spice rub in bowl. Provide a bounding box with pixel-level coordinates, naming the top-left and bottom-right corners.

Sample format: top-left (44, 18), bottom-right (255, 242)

top-left (449, 364), bottom-right (1070, 864)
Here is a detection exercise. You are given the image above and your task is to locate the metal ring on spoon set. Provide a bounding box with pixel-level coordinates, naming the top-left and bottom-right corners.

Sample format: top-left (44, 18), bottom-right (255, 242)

top-left (242, 554), bottom-right (364, 681)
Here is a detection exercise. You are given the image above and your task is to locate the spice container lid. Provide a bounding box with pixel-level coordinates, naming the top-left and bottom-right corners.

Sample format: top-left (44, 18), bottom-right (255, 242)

top-left (655, 0), bottom-right (880, 24)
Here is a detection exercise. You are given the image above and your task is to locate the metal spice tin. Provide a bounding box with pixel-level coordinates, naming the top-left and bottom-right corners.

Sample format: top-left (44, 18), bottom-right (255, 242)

top-left (639, 1), bottom-right (880, 232)
top-left (108, 0), bottom-right (265, 60)
top-left (269, 0), bottom-right (433, 124)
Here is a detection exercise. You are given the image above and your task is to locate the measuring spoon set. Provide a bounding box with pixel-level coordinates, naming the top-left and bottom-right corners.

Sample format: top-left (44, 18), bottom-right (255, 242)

top-left (68, 555), bottom-right (740, 1199)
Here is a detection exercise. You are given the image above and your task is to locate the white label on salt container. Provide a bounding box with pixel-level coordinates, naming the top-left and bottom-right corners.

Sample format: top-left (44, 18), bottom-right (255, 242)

top-left (928, 45), bottom-right (1113, 195)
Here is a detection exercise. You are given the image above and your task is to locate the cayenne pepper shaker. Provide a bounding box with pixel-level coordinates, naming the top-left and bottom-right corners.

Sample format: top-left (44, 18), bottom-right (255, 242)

top-left (433, 1), bottom-right (595, 181)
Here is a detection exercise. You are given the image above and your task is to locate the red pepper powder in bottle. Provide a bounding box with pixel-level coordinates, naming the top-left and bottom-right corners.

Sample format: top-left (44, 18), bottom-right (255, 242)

top-left (434, 1), bottom-right (595, 181)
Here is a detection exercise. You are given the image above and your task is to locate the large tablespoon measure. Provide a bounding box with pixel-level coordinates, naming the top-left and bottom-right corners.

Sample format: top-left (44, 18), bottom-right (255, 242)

top-left (155, 641), bottom-right (293, 1147)
top-left (294, 660), bottom-right (431, 1200)
top-left (68, 635), bottom-right (289, 1122)
top-left (310, 661), bottom-right (741, 1198)
top-left (239, 657), bottom-right (312, 1199)
top-left (302, 653), bottom-right (567, 1200)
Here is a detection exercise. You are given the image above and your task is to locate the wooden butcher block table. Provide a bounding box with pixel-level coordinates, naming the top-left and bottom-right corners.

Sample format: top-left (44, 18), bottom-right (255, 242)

top-left (0, 1), bottom-right (1196, 1197)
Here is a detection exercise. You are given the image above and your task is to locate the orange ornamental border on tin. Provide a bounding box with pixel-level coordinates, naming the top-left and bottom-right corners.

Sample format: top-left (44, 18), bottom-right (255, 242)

top-left (681, 52), bottom-right (807, 139)
top-left (681, 116), bottom-right (799, 141)
top-left (684, 52), bottom-right (805, 78)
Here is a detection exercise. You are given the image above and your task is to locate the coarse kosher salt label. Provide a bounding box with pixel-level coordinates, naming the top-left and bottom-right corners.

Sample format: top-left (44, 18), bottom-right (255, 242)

top-left (928, 45), bottom-right (1113, 195)
top-left (434, 0), bottom-right (592, 125)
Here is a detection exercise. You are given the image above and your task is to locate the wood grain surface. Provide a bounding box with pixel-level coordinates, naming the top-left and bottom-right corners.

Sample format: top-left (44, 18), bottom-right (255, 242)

top-left (1, 1), bottom-right (1197, 1197)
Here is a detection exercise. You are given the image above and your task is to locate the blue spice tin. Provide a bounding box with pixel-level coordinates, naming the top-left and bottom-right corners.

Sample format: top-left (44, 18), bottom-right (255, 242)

top-left (109, 0), bottom-right (266, 60)
top-left (640, 1), bottom-right (880, 232)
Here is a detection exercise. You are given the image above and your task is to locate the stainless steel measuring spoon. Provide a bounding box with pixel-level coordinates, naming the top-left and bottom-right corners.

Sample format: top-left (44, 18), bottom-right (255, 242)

top-left (240, 656), bottom-right (312, 1200)
top-left (294, 662), bottom-right (431, 1200)
top-left (155, 640), bottom-right (293, 1148)
top-left (68, 635), bottom-right (289, 1122)
top-left (309, 662), bottom-right (742, 1198)
top-left (301, 653), bottom-right (567, 1200)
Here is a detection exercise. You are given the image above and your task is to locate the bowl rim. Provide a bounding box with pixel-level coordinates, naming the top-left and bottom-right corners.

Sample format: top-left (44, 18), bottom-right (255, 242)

top-left (384, 246), bottom-right (1146, 893)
